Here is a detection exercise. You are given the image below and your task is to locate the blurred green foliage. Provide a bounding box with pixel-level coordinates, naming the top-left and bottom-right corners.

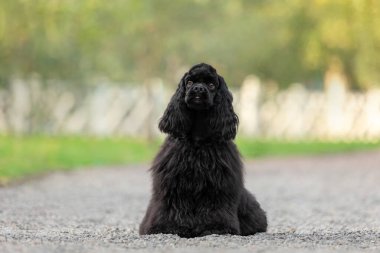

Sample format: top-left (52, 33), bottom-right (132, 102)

top-left (0, 0), bottom-right (379, 88)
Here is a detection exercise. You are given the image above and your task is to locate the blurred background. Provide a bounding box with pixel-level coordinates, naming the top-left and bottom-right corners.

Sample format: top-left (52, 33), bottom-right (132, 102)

top-left (1, 0), bottom-right (380, 184)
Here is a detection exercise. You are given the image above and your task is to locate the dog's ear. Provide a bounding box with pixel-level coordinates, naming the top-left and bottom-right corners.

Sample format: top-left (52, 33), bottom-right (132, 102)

top-left (158, 73), bottom-right (191, 137)
top-left (209, 75), bottom-right (239, 140)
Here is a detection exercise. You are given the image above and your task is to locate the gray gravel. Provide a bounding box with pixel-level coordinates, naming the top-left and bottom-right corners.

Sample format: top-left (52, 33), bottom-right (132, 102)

top-left (1, 150), bottom-right (380, 253)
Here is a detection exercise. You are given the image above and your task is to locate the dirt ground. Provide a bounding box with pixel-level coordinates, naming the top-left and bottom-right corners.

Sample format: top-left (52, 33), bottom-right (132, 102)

top-left (1, 150), bottom-right (380, 252)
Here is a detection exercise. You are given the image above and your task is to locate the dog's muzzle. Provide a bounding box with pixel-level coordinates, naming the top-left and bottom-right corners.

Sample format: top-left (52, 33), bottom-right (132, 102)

top-left (190, 84), bottom-right (208, 103)
top-left (185, 83), bottom-right (212, 110)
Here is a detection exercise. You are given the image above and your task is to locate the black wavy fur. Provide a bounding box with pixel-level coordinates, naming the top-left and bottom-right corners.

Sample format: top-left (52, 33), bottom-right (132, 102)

top-left (139, 63), bottom-right (267, 238)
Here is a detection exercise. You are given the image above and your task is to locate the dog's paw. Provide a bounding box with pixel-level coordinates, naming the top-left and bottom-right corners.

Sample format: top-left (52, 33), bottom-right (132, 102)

top-left (198, 228), bottom-right (238, 237)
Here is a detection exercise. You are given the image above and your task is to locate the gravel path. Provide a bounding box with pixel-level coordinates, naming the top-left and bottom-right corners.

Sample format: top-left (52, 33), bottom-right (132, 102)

top-left (1, 150), bottom-right (380, 253)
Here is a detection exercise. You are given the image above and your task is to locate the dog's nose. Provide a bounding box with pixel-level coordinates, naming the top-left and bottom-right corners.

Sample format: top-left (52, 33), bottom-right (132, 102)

top-left (192, 84), bottom-right (206, 93)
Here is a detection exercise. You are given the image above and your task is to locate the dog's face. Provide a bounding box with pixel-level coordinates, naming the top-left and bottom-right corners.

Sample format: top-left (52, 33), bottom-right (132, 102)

top-left (184, 64), bottom-right (219, 110)
top-left (159, 63), bottom-right (238, 140)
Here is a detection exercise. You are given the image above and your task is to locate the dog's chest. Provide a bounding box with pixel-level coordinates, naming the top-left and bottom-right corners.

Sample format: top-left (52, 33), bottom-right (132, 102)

top-left (162, 143), bottom-right (237, 196)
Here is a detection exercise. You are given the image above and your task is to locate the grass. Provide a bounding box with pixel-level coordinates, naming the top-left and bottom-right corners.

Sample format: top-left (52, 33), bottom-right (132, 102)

top-left (0, 135), bottom-right (160, 185)
top-left (236, 139), bottom-right (380, 158)
top-left (1, 135), bottom-right (380, 185)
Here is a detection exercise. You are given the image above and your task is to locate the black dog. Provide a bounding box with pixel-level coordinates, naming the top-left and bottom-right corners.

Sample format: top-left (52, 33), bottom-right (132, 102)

top-left (139, 63), bottom-right (267, 238)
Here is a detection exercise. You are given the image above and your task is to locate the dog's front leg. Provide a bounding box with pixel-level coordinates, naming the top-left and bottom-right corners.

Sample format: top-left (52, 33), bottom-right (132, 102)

top-left (196, 208), bottom-right (241, 237)
top-left (140, 206), bottom-right (192, 237)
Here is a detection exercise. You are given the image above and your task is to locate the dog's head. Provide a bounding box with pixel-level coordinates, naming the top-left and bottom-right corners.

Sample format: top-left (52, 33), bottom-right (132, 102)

top-left (184, 64), bottom-right (219, 110)
top-left (159, 63), bottom-right (238, 141)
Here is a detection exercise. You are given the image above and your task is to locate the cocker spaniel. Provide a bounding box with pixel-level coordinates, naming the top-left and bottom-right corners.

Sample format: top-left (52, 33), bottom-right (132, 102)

top-left (139, 63), bottom-right (267, 238)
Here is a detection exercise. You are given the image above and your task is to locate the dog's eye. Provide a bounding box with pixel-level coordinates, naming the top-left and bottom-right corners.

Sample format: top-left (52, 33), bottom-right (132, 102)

top-left (208, 83), bottom-right (215, 90)
top-left (186, 81), bottom-right (193, 87)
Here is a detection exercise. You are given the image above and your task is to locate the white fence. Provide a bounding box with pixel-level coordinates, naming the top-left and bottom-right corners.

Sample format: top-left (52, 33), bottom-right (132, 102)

top-left (1, 77), bottom-right (380, 141)
top-left (238, 76), bottom-right (380, 141)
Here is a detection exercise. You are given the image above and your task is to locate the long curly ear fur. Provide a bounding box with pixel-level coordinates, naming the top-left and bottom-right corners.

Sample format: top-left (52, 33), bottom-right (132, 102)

top-left (158, 73), bottom-right (191, 137)
top-left (209, 75), bottom-right (239, 140)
